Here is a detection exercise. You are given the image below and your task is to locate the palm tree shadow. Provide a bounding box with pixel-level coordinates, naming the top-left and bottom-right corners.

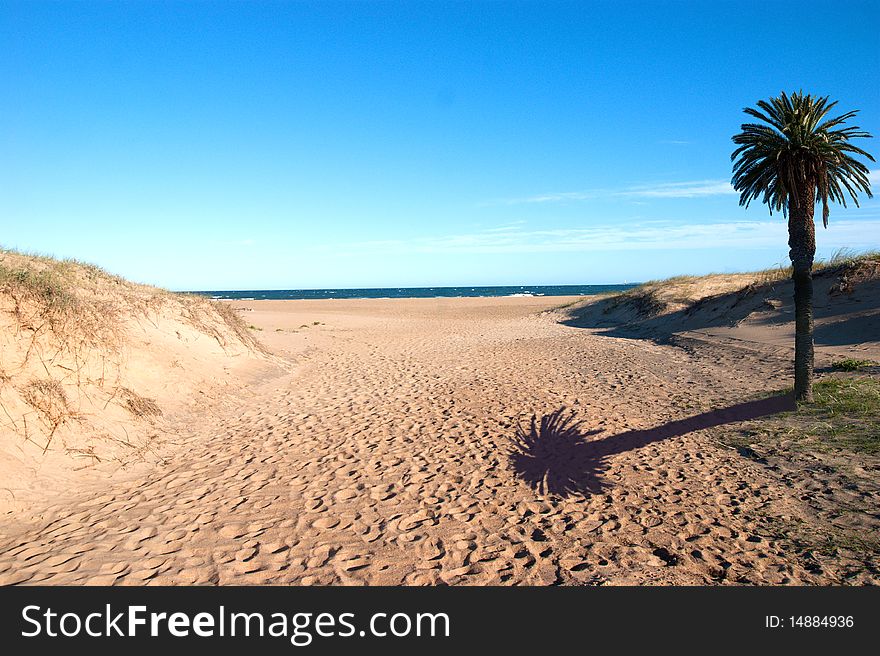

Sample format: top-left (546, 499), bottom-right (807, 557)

top-left (509, 394), bottom-right (795, 498)
top-left (509, 409), bottom-right (605, 496)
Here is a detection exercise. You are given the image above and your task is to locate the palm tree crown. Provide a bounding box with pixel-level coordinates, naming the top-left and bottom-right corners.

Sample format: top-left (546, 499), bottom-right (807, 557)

top-left (731, 91), bottom-right (874, 227)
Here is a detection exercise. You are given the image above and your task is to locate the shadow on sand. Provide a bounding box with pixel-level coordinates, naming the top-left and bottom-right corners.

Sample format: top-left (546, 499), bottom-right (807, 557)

top-left (509, 394), bottom-right (795, 498)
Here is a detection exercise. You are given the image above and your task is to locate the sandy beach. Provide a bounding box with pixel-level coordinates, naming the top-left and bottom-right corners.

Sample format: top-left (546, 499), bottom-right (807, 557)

top-left (4, 9), bottom-right (880, 654)
top-left (2, 280), bottom-right (877, 586)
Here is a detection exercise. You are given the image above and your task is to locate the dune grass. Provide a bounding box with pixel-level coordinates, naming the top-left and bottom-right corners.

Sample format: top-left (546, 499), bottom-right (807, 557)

top-left (802, 378), bottom-right (880, 453)
top-left (0, 253), bottom-right (120, 353)
top-left (587, 250), bottom-right (880, 321)
top-left (0, 266), bottom-right (77, 313)
top-left (721, 377), bottom-right (880, 561)
top-left (730, 378), bottom-right (880, 455)
top-left (750, 249), bottom-right (880, 284)
top-left (1, 247), bottom-right (263, 353)
top-left (832, 358), bottom-right (878, 372)
top-left (19, 378), bottom-right (78, 453)
top-left (1, 247), bottom-right (266, 455)
top-left (118, 386), bottom-right (162, 419)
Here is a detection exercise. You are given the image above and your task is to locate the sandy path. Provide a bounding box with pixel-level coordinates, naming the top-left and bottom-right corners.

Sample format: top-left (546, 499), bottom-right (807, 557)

top-left (0, 297), bottom-right (839, 585)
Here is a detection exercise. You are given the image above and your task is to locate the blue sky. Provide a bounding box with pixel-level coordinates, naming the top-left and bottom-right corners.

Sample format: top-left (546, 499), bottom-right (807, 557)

top-left (2, 0), bottom-right (879, 290)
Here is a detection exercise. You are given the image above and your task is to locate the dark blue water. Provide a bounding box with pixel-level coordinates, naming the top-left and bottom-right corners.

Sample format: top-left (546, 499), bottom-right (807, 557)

top-left (193, 284), bottom-right (638, 301)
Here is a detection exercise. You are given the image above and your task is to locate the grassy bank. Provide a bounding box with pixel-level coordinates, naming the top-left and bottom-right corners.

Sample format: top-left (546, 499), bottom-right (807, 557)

top-left (719, 376), bottom-right (880, 571)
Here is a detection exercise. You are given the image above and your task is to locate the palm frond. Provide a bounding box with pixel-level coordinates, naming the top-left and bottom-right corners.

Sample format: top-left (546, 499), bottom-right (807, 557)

top-left (730, 91), bottom-right (874, 226)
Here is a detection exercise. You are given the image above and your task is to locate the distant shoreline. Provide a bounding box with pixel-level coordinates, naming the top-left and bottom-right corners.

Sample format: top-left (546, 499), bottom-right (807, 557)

top-left (190, 283), bottom-right (638, 301)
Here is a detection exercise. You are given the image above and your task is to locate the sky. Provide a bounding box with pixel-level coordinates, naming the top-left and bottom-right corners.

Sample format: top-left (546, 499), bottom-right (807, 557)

top-left (2, 0), bottom-right (879, 290)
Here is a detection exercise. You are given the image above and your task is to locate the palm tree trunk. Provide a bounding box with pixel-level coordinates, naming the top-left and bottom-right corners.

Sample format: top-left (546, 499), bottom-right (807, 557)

top-left (788, 188), bottom-right (816, 402)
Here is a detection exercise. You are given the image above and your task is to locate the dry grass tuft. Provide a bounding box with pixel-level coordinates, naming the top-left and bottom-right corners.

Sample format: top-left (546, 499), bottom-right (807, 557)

top-left (0, 247), bottom-right (264, 356)
top-left (21, 379), bottom-right (69, 427)
top-left (825, 251), bottom-right (880, 295)
top-left (20, 378), bottom-right (76, 452)
top-left (602, 286), bottom-right (670, 318)
top-left (0, 249), bottom-right (269, 494)
top-left (593, 251), bottom-right (880, 322)
top-left (212, 300), bottom-right (265, 351)
top-left (175, 294), bottom-right (266, 353)
top-left (118, 387), bottom-right (162, 419)
top-left (0, 250), bottom-right (121, 355)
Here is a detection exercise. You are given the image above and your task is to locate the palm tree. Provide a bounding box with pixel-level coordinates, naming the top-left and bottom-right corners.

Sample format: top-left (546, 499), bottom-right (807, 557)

top-left (731, 91), bottom-right (874, 402)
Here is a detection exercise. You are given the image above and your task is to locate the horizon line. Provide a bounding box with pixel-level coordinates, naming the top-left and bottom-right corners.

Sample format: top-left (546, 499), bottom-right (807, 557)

top-left (181, 282), bottom-right (642, 294)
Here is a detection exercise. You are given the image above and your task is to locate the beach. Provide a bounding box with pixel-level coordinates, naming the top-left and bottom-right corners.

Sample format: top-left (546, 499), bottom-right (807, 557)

top-left (3, 288), bottom-right (877, 586)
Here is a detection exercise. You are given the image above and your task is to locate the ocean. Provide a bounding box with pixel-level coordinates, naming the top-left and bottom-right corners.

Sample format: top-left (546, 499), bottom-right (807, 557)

top-left (195, 284), bottom-right (638, 301)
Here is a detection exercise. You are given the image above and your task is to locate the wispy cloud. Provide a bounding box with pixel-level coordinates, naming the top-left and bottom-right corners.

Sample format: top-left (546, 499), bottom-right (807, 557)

top-left (480, 220), bottom-right (528, 233)
top-left (316, 219), bottom-right (880, 257)
top-left (497, 170), bottom-right (880, 206)
top-left (625, 180), bottom-right (737, 198)
top-left (658, 139), bottom-right (691, 145)
top-left (493, 179), bottom-right (737, 205)
top-left (503, 191), bottom-right (601, 204)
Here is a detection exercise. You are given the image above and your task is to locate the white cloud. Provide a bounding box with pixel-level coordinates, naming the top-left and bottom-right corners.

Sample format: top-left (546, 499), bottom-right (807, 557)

top-left (495, 179), bottom-right (737, 205)
top-left (868, 169), bottom-right (880, 186)
top-left (624, 180), bottom-right (737, 198)
top-left (316, 219), bottom-right (880, 256)
top-left (481, 220), bottom-right (528, 232)
top-left (495, 191), bottom-right (601, 204)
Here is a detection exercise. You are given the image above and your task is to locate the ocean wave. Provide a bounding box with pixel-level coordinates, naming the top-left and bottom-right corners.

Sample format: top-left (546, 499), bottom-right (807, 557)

top-left (191, 283), bottom-right (638, 301)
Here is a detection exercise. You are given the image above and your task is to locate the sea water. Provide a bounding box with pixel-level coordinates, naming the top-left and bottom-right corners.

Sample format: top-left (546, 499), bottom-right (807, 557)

top-left (194, 284), bottom-right (637, 301)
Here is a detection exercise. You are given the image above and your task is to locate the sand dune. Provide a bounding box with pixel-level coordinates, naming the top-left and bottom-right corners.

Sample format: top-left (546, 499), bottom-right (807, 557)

top-left (0, 251), bottom-right (269, 513)
top-left (561, 255), bottom-right (880, 364)
top-left (1, 257), bottom-right (877, 585)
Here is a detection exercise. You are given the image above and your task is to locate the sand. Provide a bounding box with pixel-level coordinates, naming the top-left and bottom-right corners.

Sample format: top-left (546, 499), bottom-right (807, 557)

top-left (562, 263), bottom-right (880, 365)
top-left (2, 292), bottom-right (876, 586)
top-left (0, 253), bottom-right (269, 514)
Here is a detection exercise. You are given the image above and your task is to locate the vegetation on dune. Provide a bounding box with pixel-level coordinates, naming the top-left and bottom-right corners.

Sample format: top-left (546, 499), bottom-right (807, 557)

top-left (796, 378), bottom-right (880, 453)
top-left (0, 266), bottom-right (75, 312)
top-left (117, 386), bottom-right (163, 419)
top-left (206, 299), bottom-right (264, 351)
top-left (0, 247), bottom-right (263, 354)
top-left (551, 299), bottom-right (584, 311)
top-left (832, 358), bottom-right (878, 372)
top-left (603, 284), bottom-right (672, 318)
top-left (730, 91), bottom-right (875, 402)
top-left (0, 257), bottom-right (115, 345)
top-left (582, 250), bottom-right (880, 325)
top-left (721, 377), bottom-right (880, 563)
top-left (0, 248), bottom-right (265, 457)
top-left (19, 378), bottom-right (76, 453)
top-left (752, 249), bottom-right (880, 285)
top-left (728, 378), bottom-right (879, 455)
